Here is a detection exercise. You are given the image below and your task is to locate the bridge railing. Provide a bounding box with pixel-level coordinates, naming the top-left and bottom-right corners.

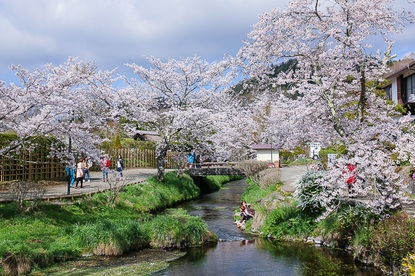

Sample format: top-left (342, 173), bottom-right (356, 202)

top-left (197, 162), bottom-right (239, 168)
top-left (186, 162), bottom-right (244, 176)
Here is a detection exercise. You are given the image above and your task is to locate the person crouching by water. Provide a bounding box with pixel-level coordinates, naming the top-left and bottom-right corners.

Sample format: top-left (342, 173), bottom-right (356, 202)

top-left (236, 201), bottom-right (255, 228)
top-left (234, 201), bottom-right (247, 225)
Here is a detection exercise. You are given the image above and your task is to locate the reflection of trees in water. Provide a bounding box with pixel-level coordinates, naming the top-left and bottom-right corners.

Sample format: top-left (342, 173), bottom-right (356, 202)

top-left (257, 239), bottom-right (381, 275)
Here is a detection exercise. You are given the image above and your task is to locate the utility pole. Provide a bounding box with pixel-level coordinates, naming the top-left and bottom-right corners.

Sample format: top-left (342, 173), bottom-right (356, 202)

top-left (67, 136), bottom-right (71, 195)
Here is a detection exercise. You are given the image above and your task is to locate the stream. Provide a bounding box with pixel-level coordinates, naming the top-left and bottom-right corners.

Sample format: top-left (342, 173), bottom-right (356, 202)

top-left (154, 179), bottom-right (382, 276)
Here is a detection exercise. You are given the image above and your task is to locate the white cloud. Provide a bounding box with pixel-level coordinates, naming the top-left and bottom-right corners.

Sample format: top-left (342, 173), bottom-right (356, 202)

top-left (0, 0), bottom-right (413, 83)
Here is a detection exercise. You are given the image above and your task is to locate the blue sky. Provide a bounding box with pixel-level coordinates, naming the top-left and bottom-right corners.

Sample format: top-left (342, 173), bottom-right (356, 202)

top-left (0, 0), bottom-right (414, 85)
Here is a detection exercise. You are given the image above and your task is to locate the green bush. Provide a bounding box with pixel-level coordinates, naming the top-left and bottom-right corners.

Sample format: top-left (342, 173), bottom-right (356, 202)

top-left (316, 203), bottom-right (378, 249)
top-left (286, 158), bottom-right (313, 166)
top-left (368, 212), bottom-right (415, 272)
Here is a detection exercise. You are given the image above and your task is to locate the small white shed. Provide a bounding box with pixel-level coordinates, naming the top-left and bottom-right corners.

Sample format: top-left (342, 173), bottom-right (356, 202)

top-left (252, 144), bottom-right (280, 167)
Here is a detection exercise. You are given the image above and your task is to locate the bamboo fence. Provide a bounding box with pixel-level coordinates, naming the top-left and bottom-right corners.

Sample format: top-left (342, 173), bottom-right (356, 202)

top-left (0, 148), bottom-right (180, 183)
top-left (107, 148), bottom-right (180, 170)
top-left (0, 149), bottom-right (64, 182)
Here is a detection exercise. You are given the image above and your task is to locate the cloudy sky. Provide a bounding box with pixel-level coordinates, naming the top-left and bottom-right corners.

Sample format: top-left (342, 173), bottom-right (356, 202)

top-left (0, 0), bottom-right (414, 84)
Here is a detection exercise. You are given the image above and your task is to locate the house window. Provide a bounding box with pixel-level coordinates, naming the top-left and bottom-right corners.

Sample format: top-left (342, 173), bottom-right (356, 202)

top-left (384, 85), bottom-right (392, 100)
top-left (406, 74), bottom-right (415, 101)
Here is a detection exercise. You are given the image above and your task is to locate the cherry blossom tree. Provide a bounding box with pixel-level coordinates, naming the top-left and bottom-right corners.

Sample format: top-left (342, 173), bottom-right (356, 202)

top-left (239, 0), bottom-right (415, 217)
top-left (118, 55), bottom-right (236, 180)
top-left (0, 57), bottom-right (116, 163)
top-left (208, 91), bottom-right (258, 161)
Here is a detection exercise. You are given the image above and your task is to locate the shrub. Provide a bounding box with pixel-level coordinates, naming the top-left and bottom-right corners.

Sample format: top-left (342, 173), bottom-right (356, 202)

top-left (9, 181), bottom-right (45, 212)
top-left (287, 158), bottom-right (313, 166)
top-left (294, 170), bottom-right (327, 217)
top-left (317, 203), bottom-right (377, 249)
top-left (256, 168), bottom-right (281, 189)
top-left (236, 160), bottom-right (269, 179)
top-left (368, 212), bottom-right (415, 273)
top-left (402, 253), bottom-right (415, 275)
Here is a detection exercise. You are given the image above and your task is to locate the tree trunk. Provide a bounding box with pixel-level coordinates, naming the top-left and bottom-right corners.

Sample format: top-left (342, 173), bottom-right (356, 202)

top-left (358, 67), bottom-right (366, 123)
top-left (156, 144), bottom-right (168, 181)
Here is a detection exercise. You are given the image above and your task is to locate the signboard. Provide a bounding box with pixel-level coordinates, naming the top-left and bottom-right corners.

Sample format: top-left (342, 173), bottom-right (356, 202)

top-left (327, 153), bottom-right (337, 169)
top-left (309, 142), bottom-right (321, 159)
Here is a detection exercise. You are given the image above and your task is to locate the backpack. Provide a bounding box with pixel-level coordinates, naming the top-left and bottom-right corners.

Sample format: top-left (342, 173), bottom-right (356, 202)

top-left (106, 159), bottom-right (110, 167)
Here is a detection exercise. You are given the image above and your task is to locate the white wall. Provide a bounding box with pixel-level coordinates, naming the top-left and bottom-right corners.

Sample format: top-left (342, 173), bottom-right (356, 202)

top-left (391, 79), bottom-right (398, 104)
top-left (256, 150), bottom-right (279, 162)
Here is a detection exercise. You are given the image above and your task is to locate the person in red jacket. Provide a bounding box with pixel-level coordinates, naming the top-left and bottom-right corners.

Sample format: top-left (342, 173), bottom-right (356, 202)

top-left (345, 163), bottom-right (356, 196)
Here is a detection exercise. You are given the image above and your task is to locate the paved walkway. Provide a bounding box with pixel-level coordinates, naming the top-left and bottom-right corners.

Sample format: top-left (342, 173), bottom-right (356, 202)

top-left (0, 168), bottom-right (159, 202)
top-left (279, 165), bottom-right (308, 192)
top-left (0, 166), bottom-right (309, 202)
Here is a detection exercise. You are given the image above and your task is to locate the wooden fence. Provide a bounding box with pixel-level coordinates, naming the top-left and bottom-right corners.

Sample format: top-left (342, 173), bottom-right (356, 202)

top-left (0, 149), bottom-right (65, 182)
top-left (0, 148), bottom-right (182, 183)
top-left (107, 148), bottom-right (180, 170)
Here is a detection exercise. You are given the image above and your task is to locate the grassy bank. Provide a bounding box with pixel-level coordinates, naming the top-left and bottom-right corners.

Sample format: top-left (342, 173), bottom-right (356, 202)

top-left (242, 167), bottom-right (415, 274)
top-left (0, 172), bottom-right (234, 275)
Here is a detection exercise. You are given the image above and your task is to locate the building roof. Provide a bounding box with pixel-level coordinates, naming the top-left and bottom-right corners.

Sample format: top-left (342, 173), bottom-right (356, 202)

top-left (133, 131), bottom-right (161, 142)
top-left (251, 143), bottom-right (278, 150)
top-left (384, 59), bottom-right (415, 79)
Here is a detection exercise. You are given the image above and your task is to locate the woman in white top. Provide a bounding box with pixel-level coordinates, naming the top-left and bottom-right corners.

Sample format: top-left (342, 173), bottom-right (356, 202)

top-left (75, 158), bottom-right (85, 189)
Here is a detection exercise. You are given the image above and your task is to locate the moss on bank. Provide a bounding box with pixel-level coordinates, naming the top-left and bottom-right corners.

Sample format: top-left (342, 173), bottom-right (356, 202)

top-left (0, 172), bottom-right (230, 275)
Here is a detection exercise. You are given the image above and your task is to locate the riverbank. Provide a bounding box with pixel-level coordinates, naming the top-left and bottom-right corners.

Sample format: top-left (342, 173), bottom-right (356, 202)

top-left (240, 165), bottom-right (415, 274)
top-left (0, 172), bottom-right (240, 275)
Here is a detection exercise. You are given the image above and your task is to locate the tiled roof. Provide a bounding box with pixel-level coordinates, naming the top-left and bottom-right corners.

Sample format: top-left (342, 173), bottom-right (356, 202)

top-left (384, 59), bottom-right (415, 79)
top-left (251, 143), bottom-right (278, 150)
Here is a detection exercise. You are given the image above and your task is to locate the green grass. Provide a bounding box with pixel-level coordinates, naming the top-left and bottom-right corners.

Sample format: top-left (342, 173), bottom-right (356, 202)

top-left (0, 172), bottom-right (217, 275)
top-left (240, 178), bottom-right (277, 205)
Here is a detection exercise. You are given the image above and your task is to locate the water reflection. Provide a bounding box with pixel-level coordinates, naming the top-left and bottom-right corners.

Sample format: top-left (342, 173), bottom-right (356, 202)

top-left (155, 239), bottom-right (381, 276)
top-left (156, 179), bottom-right (382, 275)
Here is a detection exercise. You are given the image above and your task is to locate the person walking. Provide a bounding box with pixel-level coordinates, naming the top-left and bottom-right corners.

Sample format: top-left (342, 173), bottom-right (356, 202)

top-left (75, 158), bottom-right (85, 189)
top-left (82, 158), bottom-right (92, 182)
top-left (194, 151), bottom-right (201, 168)
top-left (65, 161), bottom-right (75, 187)
top-left (116, 154), bottom-right (124, 180)
top-left (100, 156), bottom-right (109, 182)
top-left (187, 152), bottom-right (195, 168)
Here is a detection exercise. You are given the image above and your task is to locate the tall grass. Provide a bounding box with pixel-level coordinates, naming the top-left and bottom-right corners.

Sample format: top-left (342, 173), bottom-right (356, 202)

top-left (261, 201), bottom-right (315, 239)
top-left (0, 172), bottom-right (213, 275)
top-left (150, 208), bottom-right (216, 248)
top-left (73, 219), bottom-right (150, 256)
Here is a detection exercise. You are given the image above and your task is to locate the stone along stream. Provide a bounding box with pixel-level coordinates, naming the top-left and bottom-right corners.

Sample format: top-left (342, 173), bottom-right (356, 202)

top-left (154, 178), bottom-right (382, 276)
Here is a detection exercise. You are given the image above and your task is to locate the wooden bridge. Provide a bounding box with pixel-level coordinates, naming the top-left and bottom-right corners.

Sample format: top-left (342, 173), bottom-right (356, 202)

top-left (186, 162), bottom-right (245, 177)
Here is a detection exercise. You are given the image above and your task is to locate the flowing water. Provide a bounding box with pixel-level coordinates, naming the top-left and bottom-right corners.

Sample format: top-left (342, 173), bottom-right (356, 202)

top-left (154, 179), bottom-right (382, 276)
